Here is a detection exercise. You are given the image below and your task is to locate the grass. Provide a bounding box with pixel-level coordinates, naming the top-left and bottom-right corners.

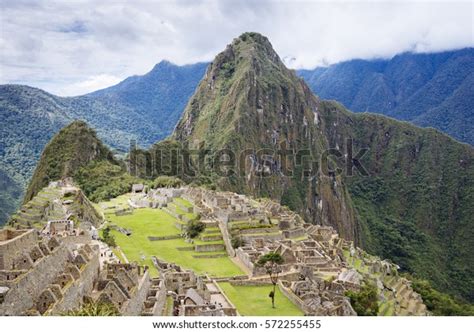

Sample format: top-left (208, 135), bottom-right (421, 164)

top-left (102, 204), bottom-right (243, 277)
top-left (174, 197), bottom-right (193, 208)
top-left (378, 300), bottom-right (395, 316)
top-left (168, 202), bottom-right (198, 221)
top-left (218, 282), bottom-right (304, 316)
top-left (291, 235), bottom-right (308, 242)
top-left (97, 193), bottom-right (132, 213)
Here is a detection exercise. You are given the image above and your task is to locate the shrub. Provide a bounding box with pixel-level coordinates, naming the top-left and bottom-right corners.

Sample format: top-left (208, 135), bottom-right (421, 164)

top-left (65, 301), bottom-right (119, 316)
top-left (231, 236), bottom-right (244, 249)
top-left (186, 220), bottom-right (205, 239)
top-left (345, 283), bottom-right (379, 316)
top-left (153, 176), bottom-right (184, 188)
top-left (410, 278), bottom-right (474, 316)
top-left (101, 226), bottom-right (116, 247)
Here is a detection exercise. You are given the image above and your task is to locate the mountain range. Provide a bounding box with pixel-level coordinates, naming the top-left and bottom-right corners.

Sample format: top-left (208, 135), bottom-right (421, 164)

top-left (1, 48), bottom-right (472, 226)
top-left (298, 48), bottom-right (474, 145)
top-left (0, 62), bottom-right (207, 224)
top-left (1, 39), bottom-right (473, 305)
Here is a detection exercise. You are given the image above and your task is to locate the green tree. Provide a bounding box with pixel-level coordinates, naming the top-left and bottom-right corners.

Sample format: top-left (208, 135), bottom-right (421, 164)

top-left (345, 283), bottom-right (379, 316)
top-left (186, 220), bottom-right (205, 239)
top-left (256, 252), bottom-right (284, 309)
top-left (411, 278), bottom-right (474, 316)
top-left (101, 226), bottom-right (117, 247)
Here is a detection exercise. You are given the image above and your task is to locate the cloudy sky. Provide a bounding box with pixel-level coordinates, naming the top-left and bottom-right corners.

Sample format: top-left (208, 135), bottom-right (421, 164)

top-left (1, 0), bottom-right (473, 96)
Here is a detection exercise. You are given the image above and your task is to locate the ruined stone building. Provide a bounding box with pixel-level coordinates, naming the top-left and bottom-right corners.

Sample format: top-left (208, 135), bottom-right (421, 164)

top-left (0, 228), bottom-right (99, 315)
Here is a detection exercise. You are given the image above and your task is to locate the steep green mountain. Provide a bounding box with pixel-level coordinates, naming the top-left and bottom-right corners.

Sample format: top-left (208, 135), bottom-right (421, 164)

top-left (171, 32), bottom-right (474, 302)
top-left (24, 120), bottom-right (141, 207)
top-left (24, 120), bottom-right (115, 202)
top-left (298, 48), bottom-right (474, 145)
top-left (0, 61), bottom-right (207, 224)
top-left (173, 32), bottom-right (357, 240)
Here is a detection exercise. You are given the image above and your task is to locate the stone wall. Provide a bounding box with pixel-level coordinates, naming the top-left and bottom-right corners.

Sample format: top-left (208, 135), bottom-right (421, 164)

top-left (0, 229), bottom-right (38, 270)
top-left (283, 228), bottom-right (306, 239)
top-left (242, 233), bottom-right (283, 242)
top-left (60, 234), bottom-right (92, 246)
top-left (121, 269), bottom-right (151, 316)
top-left (49, 253), bottom-right (100, 314)
top-left (229, 279), bottom-right (272, 286)
top-left (194, 244), bottom-right (225, 252)
top-left (277, 281), bottom-right (310, 315)
top-left (217, 220), bottom-right (235, 257)
top-left (148, 235), bottom-right (182, 241)
top-left (0, 243), bottom-right (71, 315)
top-left (151, 286), bottom-right (167, 316)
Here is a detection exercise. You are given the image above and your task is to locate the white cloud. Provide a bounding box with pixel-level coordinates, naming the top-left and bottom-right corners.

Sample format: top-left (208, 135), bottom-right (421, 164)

top-left (54, 74), bottom-right (123, 96)
top-left (0, 0), bottom-right (472, 96)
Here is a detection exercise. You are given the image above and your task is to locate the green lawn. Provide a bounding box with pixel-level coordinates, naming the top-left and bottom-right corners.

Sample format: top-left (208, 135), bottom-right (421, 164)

top-left (218, 282), bottom-right (304, 316)
top-left (96, 193), bottom-right (132, 213)
top-left (174, 197), bottom-right (193, 208)
top-left (104, 207), bottom-right (243, 277)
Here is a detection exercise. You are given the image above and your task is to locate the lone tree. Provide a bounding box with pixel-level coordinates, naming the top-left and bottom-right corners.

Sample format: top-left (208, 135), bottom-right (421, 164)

top-left (256, 252), bottom-right (284, 309)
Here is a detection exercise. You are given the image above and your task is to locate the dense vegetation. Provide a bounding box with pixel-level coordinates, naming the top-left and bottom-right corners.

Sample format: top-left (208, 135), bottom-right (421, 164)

top-left (185, 219), bottom-right (205, 238)
top-left (0, 169), bottom-right (22, 224)
top-left (298, 48), bottom-right (474, 145)
top-left (410, 278), bottom-right (474, 315)
top-left (65, 301), bottom-right (119, 316)
top-left (152, 176), bottom-right (184, 188)
top-left (75, 160), bottom-right (142, 203)
top-left (24, 121), bottom-right (115, 202)
top-left (345, 283), bottom-right (379, 316)
top-left (101, 226), bottom-right (117, 248)
top-left (320, 101), bottom-right (474, 303)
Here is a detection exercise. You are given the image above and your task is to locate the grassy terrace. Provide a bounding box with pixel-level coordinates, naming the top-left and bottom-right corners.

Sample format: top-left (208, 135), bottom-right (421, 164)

top-left (174, 197), bottom-right (193, 208)
top-left (100, 200), bottom-right (243, 278)
top-left (94, 194), bottom-right (132, 213)
top-left (219, 282), bottom-right (304, 316)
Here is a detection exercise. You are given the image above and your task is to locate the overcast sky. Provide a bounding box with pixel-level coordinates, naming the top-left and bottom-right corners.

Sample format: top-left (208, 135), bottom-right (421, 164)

top-left (1, 0), bottom-right (473, 96)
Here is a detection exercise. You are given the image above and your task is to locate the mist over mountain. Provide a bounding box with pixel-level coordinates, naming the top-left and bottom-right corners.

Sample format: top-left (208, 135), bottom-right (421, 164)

top-left (298, 48), bottom-right (474, 145)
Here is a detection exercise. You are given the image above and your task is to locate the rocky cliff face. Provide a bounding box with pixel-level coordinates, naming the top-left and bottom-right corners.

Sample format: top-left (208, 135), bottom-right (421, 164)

top-left (173, 32), bottom-right (474, 302)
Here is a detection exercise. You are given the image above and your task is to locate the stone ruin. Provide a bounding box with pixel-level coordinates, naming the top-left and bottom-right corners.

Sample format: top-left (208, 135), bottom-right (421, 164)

top-left (0, 225), bottom-right (157, 316)
top-left (93, 263), bottom-right (151, 316)
top-left (0, 228), bottom-right (100, 315)
top-left (129, 187), bottom-right (185, 209)
top-left (178, 186), bottom-right (428, 316)
top-left (9, 180), bottom-right (102, 231)
top-left (2, 181), bottom-right (429, 316)
top-left (153, 257), bottom-right (237, 316)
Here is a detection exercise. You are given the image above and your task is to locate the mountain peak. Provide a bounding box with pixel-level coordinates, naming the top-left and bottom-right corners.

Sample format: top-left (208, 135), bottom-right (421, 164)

top-left (210, 32), bottom-right (284, 75)
top-left (173, 32), bottom-right (311, 146)
top-left (151, 59), bottom-right (175, 71)
top-left (24, 120), bottom-right (114, 202)
top-left (233, 32), bottom-right (273, 49)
